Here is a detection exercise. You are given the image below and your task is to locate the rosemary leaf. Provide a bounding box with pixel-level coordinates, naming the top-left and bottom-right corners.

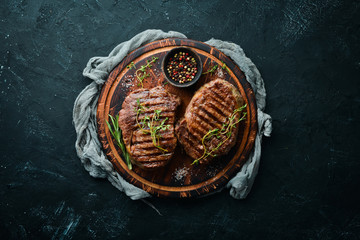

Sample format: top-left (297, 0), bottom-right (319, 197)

top-left (107, 114), bottom-right (132, 170)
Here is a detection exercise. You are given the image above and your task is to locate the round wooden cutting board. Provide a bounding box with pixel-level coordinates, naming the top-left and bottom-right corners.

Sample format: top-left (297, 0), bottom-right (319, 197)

top-left (97, 38), bottom-right (257, 198)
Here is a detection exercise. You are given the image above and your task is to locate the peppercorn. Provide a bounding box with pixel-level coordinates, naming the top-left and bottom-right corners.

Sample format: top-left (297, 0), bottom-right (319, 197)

top-left (166, 50), bottom-right (198, 84)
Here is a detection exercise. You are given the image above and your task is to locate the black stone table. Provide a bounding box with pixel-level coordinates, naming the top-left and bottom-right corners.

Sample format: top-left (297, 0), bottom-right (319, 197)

top-left (1, 1), bottom-right (359, 239)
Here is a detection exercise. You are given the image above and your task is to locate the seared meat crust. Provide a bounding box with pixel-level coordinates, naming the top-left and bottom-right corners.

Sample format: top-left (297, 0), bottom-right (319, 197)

top-left (119, 86), bottom-right (181, 170)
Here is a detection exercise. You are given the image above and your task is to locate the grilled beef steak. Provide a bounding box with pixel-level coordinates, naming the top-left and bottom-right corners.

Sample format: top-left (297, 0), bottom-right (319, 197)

top-left (175, 79), bottom-right (246, 164)
top-left (118, 86), bottom-right (181, 170)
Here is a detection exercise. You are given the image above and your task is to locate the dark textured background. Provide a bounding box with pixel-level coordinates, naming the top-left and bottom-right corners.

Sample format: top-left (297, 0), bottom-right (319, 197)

top-left (1, 0), bottom-right (359, 239)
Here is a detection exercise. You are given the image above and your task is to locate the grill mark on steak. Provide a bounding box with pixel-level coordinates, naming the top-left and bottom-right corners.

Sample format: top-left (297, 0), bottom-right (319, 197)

top-left (200, 102), bottom-right (226, 123)
top-left (175, 79), bottom-right (244, 164)
top-left (135, 153), bottom-right (173, 163)
top-left (131, 143), bottom-right (176, 156)
top-left (134, 117), bottom-right (175, 128)
top-left (138, 108), bottom-right (174, 120)
top-left (207, 88), bottom-right (235, 112)
top-left (118, 86), bottom-right (180, 170)
top-left (191, 111), bottom-right (220, 132)
top-left (132, 138), bottom-right (177, 151)
top-left (135, 101), bottom-right (176, 125)
top-left (175, 119), bottom-right (204, 159)
top-left (138, 111), bottom-right (174, 120)
top-left (132, 140), bottom-right (176, 150)
top-left (132, 130), bottom-right (174, 143)
top-left (185, 118), bottom-right (208, 141)
top-left (142, 102), bottom-right (171, 109)
top-left (207, 94), bottom-right (233, 117)
top-left (141, 97), bottom-right (169, 104)
top-left (194, 86), bottom-right (234, 118)
top-left (187, 106), bottom-right (226, 138)
top-left (206, 101), bottom-right (230, 122)
top-left (128, 91), bottom-right (149, 101)
top-left (185, 139), bottom-right (203, 158)
top-left (196, 107), bottom-right (224, 128)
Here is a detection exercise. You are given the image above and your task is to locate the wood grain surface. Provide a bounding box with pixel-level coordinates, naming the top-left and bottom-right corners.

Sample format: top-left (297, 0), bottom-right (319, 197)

top-left (96, 38), bottom-right (257, 198)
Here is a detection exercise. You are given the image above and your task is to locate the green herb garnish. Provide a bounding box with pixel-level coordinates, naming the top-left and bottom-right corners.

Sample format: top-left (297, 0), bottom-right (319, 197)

top-left (192, 104), bottom-right (247, 165)
top-left (202, 64), bottom-right (218, 75)
top-left (135, 99), bottom-right (170, 152)
top-left (135, 56), bottom-right (158, 88)
top-left (221, 61), bottom-right (230, 73)
top-left (106, 114), bottom-right (132, 170)
top-left (126, 61), bottom-right (136, 69)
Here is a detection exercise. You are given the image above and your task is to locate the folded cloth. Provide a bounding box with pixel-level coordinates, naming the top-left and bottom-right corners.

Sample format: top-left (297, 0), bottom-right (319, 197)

top-left (73, 29), bottom-right (272, 200)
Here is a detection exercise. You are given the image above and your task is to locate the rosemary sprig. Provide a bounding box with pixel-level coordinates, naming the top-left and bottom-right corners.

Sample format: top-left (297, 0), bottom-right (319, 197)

top-left (126, 61), bottom-right (136, 69)
top-left (192, 104), bottom-right (247, 165)
top-left (202, 64), bottom-right (218, 75)
top-left (106, 114), bottom-right (132, 170)
top-left (135, 99), bottom-right (170, 152)
top-left (135, 56), bottom-right (158, 88)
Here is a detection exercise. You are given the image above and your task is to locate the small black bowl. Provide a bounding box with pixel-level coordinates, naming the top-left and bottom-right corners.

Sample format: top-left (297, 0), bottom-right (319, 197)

top-left (162, 47), bottom-right (203, 88)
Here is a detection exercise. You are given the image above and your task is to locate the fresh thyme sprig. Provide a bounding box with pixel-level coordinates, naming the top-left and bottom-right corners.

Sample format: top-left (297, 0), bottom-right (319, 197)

top-left (202, 64), bottom-right (218, 75)
top-left (192, 104), bottom-right (247, 165)
top-left (221, 61), bottom-right (230, 73)
top-left (126, 61), bottom-right (136, 69)
top-left (135, 99), bottom-right (170, 152)
top-left (106, 114), bottom-right (132, 170)
top-left (135, 56), bottom-right (158, 88)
